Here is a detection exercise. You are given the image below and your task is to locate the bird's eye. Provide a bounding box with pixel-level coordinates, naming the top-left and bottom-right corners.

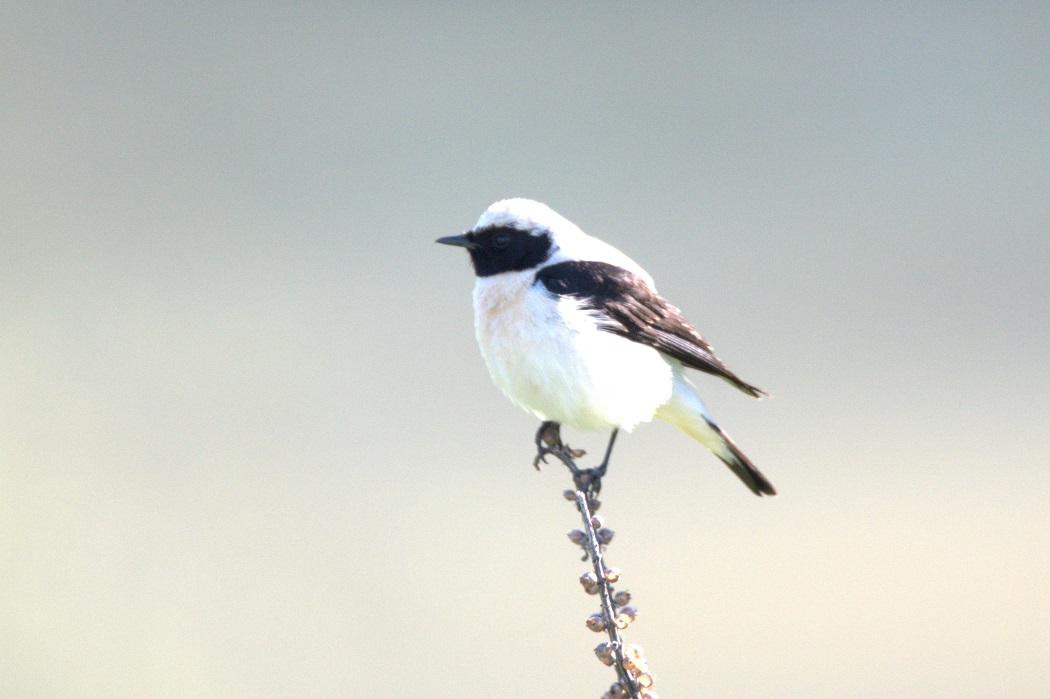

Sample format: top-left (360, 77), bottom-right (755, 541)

top-left (494, 232), bottom-right (511, 248)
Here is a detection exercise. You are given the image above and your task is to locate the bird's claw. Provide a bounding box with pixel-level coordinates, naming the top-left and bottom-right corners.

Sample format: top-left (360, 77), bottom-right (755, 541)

top-left (534, 421), bottom-right (568, 470)
top-left (532, 442), bottom-right (586, 470)
top-left (572, 467), bottom-right (605, 497)
top-left (531, 421), bottom-right (611, 497)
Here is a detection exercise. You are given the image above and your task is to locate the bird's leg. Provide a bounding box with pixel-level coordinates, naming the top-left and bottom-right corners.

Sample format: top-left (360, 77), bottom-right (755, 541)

top-left (532, 423), bottom-right (616, 498)
top-left (533, 421), bottom-right (587, 471)
top-left (533, 421), bottom-right (562, 469)
top-left (535, 420), bottom-right (561, 449)
top-left (533, 421), bottom-right (558, 469)
top-left (592, 428), bottom-right (619, 481)
top-left (575, 429), bottom-right (619, 495)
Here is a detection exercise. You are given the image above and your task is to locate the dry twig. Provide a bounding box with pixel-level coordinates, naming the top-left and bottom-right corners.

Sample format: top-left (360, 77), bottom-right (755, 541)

top-left (535, 429), bottom-right (656, 699)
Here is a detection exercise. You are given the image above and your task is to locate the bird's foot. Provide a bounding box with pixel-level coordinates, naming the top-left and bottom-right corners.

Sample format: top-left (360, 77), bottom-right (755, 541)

top-left (532, 421), bottom-right (585, 470)
top-left (567, 429), bottom-right (617, 497)
top-left (531, 421), bottom-right (610, 497)
top-left (571, 464), bottom-right (606, 497)
top-left (531, 422), bottom-right (605, 495)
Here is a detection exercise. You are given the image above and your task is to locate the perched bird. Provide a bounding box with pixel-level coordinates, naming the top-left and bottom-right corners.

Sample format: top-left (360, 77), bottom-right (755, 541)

top-left (437, 198), bottom-right (775, 496)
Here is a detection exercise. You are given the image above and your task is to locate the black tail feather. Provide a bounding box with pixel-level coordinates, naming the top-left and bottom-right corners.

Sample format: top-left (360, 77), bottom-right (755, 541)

top-left (705, 418), bottom-right (776, 496)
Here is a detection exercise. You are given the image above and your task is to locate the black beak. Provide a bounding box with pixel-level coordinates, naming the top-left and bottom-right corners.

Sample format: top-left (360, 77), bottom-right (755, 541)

top-left (435, 233), bottom-right (478, 250)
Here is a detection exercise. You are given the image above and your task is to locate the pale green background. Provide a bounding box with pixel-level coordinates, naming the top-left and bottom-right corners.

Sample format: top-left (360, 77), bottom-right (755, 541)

top-left (3, 3), bottom-right (1048, 697)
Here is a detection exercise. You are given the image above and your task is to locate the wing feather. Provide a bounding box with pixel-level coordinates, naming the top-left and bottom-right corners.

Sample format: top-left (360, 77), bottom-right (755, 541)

top-left (536, 260), bottom-right (766, 398)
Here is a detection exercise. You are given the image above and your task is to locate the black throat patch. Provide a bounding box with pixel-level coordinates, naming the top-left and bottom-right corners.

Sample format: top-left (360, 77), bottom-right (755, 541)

top-left (466, 225), bottom-right (553, 277)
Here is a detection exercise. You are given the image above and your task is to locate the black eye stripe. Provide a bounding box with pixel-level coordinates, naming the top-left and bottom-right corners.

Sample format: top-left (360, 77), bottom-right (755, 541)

top-left (474, 225), bottom-right (523, 242)
top-left (464, 225), bottom-right (553, 276)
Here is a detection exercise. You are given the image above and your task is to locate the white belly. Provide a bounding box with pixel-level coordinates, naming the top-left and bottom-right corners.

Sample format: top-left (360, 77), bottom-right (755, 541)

top-left (473, 274), bottom-right (674, 431)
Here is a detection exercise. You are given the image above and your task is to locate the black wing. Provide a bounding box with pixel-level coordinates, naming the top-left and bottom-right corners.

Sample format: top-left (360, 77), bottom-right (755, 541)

top-left (535, 260), bottom-right (766, 398)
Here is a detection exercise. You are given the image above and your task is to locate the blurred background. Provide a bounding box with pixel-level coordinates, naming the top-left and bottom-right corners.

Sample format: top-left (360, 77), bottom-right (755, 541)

top-left (2, 3), bottom-right (1047, 697)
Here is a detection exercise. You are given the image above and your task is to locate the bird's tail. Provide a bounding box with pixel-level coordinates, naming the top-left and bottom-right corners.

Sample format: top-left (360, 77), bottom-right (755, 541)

top-left (656, 375), bottom-right (776, 497)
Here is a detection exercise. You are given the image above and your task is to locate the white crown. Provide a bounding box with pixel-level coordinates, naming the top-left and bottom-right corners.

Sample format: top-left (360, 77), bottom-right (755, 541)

top-left (473, 198), bottom-right (583, 237)
top-left (474, 198), bottom-right (654, 288)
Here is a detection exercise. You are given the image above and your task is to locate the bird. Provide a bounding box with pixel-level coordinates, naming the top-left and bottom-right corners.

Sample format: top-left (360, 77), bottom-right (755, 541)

top-left (436, 198), bottom-right (775, 496)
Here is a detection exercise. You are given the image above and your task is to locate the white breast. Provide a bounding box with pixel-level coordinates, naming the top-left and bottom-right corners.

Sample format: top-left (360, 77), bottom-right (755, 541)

top-left (472, 272), bottom-right (675, 431)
